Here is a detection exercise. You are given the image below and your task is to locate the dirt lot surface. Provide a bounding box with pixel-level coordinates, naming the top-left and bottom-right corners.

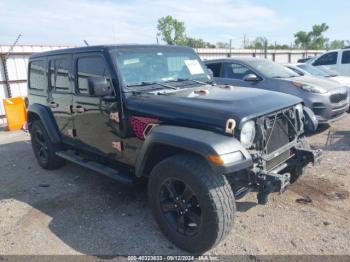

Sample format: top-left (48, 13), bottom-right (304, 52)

top-left (0, 114), bottom-right (349, 256)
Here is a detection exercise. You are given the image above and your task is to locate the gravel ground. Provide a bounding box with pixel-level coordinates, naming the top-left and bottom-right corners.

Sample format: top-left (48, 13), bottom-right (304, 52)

top-left (0, 114), bottom-right (349, 256)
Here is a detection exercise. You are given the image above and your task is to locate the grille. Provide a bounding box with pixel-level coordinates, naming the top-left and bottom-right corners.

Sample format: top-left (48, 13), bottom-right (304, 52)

top-left (256, 110), bottom-right (299, 172)
top-left (265, 150), bottom-right (291, 171)
top-left (330, 93), bottom-right (348, 104)
top-left (265, 115), bottom-right (290, 154)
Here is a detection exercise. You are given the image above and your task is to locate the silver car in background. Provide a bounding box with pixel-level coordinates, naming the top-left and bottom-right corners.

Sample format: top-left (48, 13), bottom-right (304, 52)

top-left (205, 58), bottom-right (349, 125)
top-left (285, 63), bottom-right (350, 100)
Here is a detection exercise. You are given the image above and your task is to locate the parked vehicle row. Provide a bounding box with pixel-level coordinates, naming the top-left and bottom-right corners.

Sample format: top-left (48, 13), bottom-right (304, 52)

top-left (27, 45), bottom-right (322, 253)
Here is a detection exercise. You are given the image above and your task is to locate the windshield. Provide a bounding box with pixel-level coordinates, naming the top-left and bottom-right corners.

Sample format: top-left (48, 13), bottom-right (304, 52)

top-left (110, 47), bottom-right (210, 89)
top-left (248, 59), bottom-right (299, 78)
top-left (297, 64), bottom-right (330, 77)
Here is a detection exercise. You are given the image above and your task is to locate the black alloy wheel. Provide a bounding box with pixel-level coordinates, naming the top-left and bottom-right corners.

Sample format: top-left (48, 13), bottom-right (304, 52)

top-left (159, 178), bottom-right (202, 236)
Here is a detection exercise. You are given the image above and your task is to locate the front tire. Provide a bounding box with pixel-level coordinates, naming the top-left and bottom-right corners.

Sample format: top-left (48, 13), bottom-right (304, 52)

top-left (148, 154), bottom-right (235, 253)
top-left (30, 120), bottom-right (65, 170)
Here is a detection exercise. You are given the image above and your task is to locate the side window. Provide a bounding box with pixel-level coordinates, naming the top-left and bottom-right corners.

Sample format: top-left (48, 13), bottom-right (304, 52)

top-left (49, 57), bottom-right (71, 92)
top-left (76, 56), bottom-right (112, 95)
top-left (222, 63), bottom-right (254, 80)
top-left (341, 50), bottom-right (350, 64)
top-left (313, 52), bottom-right (338, 66)
top-left (206, 63), bottom-right (221, 77)
top-left (29, 60), bottom-right (46, 90)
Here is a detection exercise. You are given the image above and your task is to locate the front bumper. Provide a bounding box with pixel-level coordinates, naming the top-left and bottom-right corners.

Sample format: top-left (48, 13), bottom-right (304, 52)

top-left (241, 141), bottom-right (322, 204)
top-left (304, 91), bottom-right (349, 124)
top-left (316, 101), bottom-right (349, 123)
top-left (254, 144), bottom-right (322, 204)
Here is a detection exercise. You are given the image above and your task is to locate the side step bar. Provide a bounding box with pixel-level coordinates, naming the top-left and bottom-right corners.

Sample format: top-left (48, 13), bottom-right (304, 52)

top-left (56, 150), bottom-right (136, 185)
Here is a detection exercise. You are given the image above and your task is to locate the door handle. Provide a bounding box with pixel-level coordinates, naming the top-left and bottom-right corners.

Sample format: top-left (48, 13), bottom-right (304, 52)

top-left (48, 102), bottom-right (59, 108)
top-left (73, 105), bottom-right (86, 113)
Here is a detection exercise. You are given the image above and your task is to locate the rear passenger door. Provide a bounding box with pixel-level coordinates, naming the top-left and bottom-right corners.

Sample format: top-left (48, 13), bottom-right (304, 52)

top-left (340, 50), bottom-right (350, 76)
top-left (72, 53), bottom-right (121, 159)
top-left (47, 55), bottom-right (74, 143)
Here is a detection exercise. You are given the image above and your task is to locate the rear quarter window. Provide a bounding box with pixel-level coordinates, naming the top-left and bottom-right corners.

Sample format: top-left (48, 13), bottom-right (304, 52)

top-left (29, 60), bottom-right (47, 90)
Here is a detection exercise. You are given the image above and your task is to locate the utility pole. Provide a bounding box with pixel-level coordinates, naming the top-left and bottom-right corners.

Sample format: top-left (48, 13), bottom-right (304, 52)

top-left (228, 39), bottom-right (232, 57)
top-left (264, 39), bottom-right (268, 59)
top-left (243, 34), bottom-right (247, 49)
top-left (1, 34), bottom-right (22, 98)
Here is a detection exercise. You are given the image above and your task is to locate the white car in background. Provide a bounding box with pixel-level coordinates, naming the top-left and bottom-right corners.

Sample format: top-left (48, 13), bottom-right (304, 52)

top-left (308, 47), bottom-right (350, 76)
top-left (286, 63), bottom-right (350, 88)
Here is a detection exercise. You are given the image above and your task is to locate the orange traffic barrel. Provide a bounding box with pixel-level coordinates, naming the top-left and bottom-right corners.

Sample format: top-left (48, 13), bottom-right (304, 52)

top-left (3, 97), bottom-right (27, 131)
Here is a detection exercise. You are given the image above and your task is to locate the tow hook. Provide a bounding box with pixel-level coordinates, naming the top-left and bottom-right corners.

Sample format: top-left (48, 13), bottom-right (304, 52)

top-left (257, 172), bottom-right (291, 205)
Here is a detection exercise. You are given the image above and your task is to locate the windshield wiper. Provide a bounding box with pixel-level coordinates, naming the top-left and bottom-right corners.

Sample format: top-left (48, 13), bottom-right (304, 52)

top-left (127, 81), bottom-right (178, 90)
top-left (126, 81), bottom-right (153, 87)
top-left (173, 78), bottom-right (214, 86)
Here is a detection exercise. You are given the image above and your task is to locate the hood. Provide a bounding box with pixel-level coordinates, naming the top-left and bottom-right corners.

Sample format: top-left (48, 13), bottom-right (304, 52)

top-left (332, 76), bottom-right (350, 86)
top-left (125, 85), bottom-right (302, 132)
top-left (283, 75), bottom-right (344, 91)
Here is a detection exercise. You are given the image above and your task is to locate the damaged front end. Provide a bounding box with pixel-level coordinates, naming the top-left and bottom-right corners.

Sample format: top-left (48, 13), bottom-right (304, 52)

top-left (231, 105), bottom-right (322, 205)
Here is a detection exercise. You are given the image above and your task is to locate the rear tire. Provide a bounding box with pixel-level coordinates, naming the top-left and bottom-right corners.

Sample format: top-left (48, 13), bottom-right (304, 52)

top-left (30, 120), bottom-right (65, 170)
top-left (148, 154), bottom-right (235, 253)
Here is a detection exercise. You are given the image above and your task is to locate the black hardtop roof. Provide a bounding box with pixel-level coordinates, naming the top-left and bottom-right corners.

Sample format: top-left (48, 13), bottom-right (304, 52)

top-left (30, 44), bottom-right (194, 59)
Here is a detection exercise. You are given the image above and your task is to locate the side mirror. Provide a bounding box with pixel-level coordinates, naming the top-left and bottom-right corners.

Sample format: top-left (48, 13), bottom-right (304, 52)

top-left (243, 74), bottom-right (259, 82)
top-left (88, 77), bottom-right (111, 97)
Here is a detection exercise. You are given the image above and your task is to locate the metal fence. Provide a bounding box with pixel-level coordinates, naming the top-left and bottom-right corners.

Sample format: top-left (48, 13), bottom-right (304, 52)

top-left (0, 45), bottom-right (324, 125)
top-left (195, 48), bottom-right (324, 63)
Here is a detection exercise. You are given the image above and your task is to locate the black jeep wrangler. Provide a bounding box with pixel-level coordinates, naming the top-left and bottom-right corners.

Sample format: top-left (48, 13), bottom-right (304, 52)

top-left (27, 45), bottom-right (321, 253)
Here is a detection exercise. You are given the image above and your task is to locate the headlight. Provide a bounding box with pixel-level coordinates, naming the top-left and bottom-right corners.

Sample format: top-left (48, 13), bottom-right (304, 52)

top-left (292, 82), bottom-right (327, 94)
top-left (240, 121), bottom-right (256, 149)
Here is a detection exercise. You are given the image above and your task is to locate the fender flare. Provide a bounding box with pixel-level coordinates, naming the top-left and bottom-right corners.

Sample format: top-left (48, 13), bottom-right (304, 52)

top-left (135, 125), bottom-right (252, 177)
top-left (27, 103), bottom-right (62, 144)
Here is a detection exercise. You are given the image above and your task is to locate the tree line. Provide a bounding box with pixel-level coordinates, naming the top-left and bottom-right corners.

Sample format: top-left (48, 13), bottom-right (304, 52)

top-left (157, 16), bottom-right (349, 50)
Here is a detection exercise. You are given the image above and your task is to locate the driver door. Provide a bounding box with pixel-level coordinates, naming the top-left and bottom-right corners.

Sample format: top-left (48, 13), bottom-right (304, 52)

top-left (72, 53), bottom-right (122, 160)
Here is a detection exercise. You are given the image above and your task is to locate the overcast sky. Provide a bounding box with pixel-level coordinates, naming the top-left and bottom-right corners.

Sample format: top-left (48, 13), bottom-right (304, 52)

top-left (0, 0), bottom-right (349, 47)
